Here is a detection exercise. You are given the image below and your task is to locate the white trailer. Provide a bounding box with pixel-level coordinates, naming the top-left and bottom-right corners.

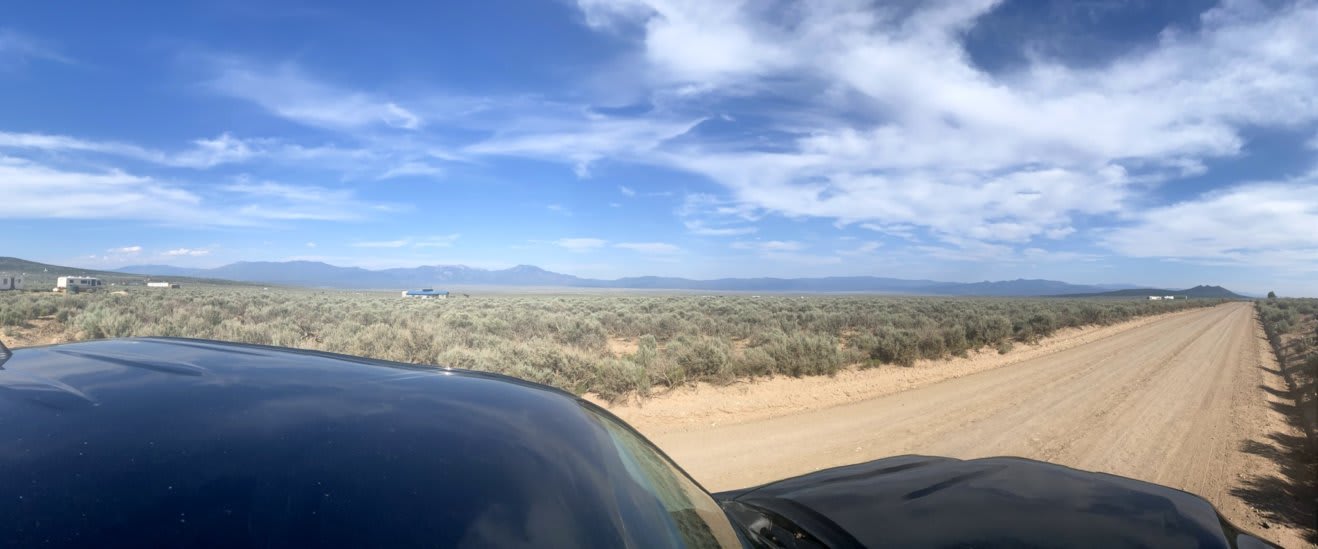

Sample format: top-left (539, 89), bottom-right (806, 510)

top-left (1147, 296), bottom-right (1162, 300)
top-left (147, 282), bottom-right (180, 289)
top-left (0, 274), bottom-right (22, 291)
top-left (55, 276), bottom-right (105, 293)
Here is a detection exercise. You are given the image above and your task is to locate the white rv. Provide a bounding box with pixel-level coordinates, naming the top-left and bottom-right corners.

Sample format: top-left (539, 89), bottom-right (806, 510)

top-left (0, 274), bottom-right (22, 291)
top-left (55, 276), bottom-right (105, 293)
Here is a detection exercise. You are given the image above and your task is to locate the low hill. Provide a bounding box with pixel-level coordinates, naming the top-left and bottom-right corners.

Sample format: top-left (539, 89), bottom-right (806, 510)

top-left (0, 257), bottom-right (246, 289)
top-left (1057, 285), bottom-right (1247, 299)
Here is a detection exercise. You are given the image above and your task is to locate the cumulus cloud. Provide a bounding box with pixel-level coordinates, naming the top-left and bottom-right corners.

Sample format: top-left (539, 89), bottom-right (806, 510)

top-left (108, 245), bottom-right (143, 254)
top-left (561, 0), bottom-right (1318, 261)
top-left (1103, 178), bottom-right (1318, 269)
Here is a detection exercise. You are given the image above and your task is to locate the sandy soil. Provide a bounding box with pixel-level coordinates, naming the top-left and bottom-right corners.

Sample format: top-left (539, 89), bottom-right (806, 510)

top-left (606, 303), bottom-right (1315, 547)
top-left (2, 317), bottom-right (63, 349)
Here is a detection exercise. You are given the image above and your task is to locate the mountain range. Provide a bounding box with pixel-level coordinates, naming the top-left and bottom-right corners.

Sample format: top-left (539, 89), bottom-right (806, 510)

top-left (0, 256), bottom-right (1248, 297)
top-left (1052, 286), bottom-right (1246, 299)
top-left (92, 259), bottom-right (1241, 297)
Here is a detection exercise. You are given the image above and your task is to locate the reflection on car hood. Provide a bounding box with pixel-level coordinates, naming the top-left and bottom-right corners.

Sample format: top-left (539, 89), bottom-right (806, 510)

top-left (717, 455), bottom-right (1276, 548)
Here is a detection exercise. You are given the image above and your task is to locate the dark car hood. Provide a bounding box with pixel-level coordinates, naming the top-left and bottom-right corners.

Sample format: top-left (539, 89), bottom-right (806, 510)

top-left (717, 455), bottom-right (1275, 548)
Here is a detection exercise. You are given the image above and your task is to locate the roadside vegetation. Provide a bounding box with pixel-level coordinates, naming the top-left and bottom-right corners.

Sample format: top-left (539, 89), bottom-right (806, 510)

top-left (1257, 297), bottom-right (1317, 440)
top-left (1, 288), bottom-right (1220, 400)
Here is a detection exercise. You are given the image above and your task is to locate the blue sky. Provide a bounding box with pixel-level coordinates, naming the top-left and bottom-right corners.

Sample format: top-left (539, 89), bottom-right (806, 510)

top-left (2, 0), bottom-right (1316, 295)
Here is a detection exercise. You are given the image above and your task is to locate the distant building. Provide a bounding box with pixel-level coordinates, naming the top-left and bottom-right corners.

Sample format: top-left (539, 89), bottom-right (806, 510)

top-left (402, 289), bottom-right (449, 299)
top-left (0, 273), bottom-right (22, 291)
top-left (1147, 296), bottom-right (1162, 300)
top-left (1163, 295), bottom-right (1174, 300)
top-left (56, 276), bottom-right (103, 293)
top-left (147, 282), bottom-right (180, 289)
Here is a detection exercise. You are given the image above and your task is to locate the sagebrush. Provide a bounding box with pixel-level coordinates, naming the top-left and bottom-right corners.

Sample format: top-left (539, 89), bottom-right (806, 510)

top-left (0, 288), bottom-right (1221, 400)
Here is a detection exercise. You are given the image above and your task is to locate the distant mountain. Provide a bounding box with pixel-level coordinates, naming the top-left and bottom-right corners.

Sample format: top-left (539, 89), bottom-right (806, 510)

top-left (104, 260), bottom-right (1215, 296)
top-left (116, 262), bottom-right (587, 289)
top-left (2, 257), bottom-right (132, 279)
top-left (0, 257), bottom-right (244, 287)
top-left (1056, 285), bottom-right (1247, 299)
top-left (915, 279), bottom-right (1115, 297)
top-left (586, 275), bottom-right (941, 292)
top-left (116, 264), bottom-right (207, 277)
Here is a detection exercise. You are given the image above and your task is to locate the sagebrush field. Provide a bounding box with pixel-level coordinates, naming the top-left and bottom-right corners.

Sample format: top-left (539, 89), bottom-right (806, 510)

top-left (0, 288), bottom-right (1220, 399)
top-left (1257, 297), bottom-right (1318, 435)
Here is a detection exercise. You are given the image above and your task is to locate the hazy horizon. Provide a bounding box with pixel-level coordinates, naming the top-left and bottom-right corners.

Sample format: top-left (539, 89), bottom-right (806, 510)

top-left (3, 1), bottom-right (1316, 296)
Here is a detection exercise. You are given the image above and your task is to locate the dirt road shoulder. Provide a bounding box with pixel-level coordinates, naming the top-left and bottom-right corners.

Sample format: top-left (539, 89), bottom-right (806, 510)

top-left (597, 305), bottom-right (1213, 435)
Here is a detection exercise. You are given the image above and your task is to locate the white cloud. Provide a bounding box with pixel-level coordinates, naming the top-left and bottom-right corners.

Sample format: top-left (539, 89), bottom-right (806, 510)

top-left (306, 242), bottom-right (317, 248)
top-left (0, 130), bottom-right (371, 170)
top-left (377, 161), bottom-right (444, 180)
top-left (352, 239), bottom-right (410, 248)
top-left (679, 194), bottom-right (760, 236)
top-left (1103, 178), bottom-right (1318, 269)
top-left (466, 115), bottom-right (703, 177)
top-left (838, 241), bottom-right (881, 256)
top-left (414, 234), bottom-right (461, 248)
top-left (562, 0), bottom-right (1318, 262)
top-left (222, 180), bottom-right (375, 221)
top-left (107, 245), bottom-right (143, 254)
top-left (615, 242), bottom-right (681, 254)
top-left (350, 234), bottom-right (460, 248)
top-left (164, 248), bottom-right (210, 257)
top-left (731, 240), bottom-right (803, 252)
top-left (575, 0), bottom-right (791, 88)
top-left (0, 28), bottom-right (70, 66)
top-left (619, 185), bottom-right (636, 196)
top-left (0, 156), bottom-right (205, 221)
top-left (209, 59), bottom-right (421, 130)
top-left (0, 156), bottom-right (392, 225)
top-left (554, 238), bottom-right (608, 251)
top-left (170, 133), bottom-right (258, 167)
top-left (685, 222), bottom-right (757, 236)
top-left (762, 252), bottom-right (844, 265)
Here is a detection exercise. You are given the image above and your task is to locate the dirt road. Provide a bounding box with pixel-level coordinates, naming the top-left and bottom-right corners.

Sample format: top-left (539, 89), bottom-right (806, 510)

top-left (637, 303), bottom-right (1315, 546)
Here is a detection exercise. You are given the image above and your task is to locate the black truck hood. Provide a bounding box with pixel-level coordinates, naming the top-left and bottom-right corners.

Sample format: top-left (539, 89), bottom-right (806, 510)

top-left (717, 455), bottom-right (1275, 548)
